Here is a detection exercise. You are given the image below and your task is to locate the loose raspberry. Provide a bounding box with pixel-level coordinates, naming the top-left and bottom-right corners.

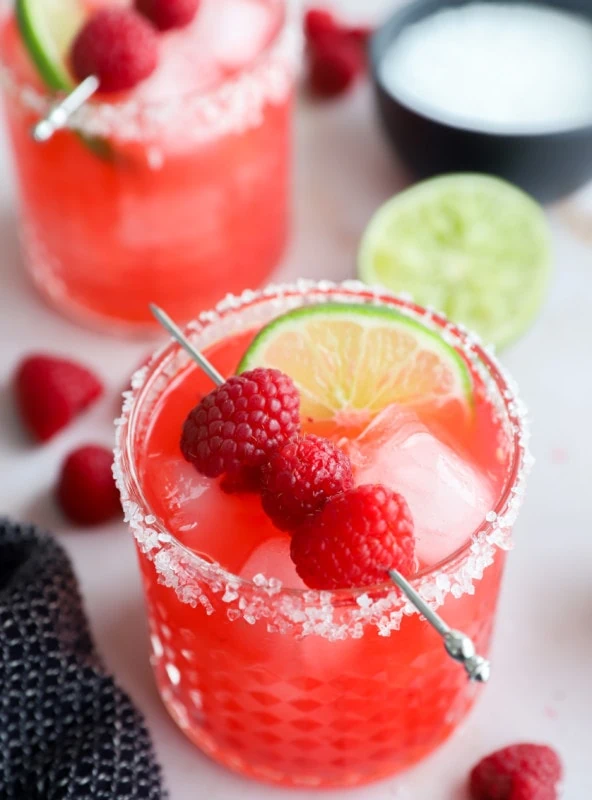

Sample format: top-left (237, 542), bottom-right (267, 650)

top-left (308, 34), bottom-right (363, 98)
top-left (470, 744), bottom-right (562, 800)
top-left (261, 434), bottom-right (353, 531)
top-left (290, 484), bottom-right (415, 590)
top-left (304, 8), bottom-right (339, 43)
top-left (135, 0), bottom-right (200, 31)
top-left (71, 9), bottom-right (159, 93)
top-left (181, 368), bottom-right (300, 478)
top-left (305, 9), bottom-right (372, 51)
top-left (14, 354), bottom-right (103, 442)
top-left (347, 25), bottom-right (373, 49)
top-left (56, 445), bottom-right (121, 526)
top-left (511, 776), bottom-right (557, 800)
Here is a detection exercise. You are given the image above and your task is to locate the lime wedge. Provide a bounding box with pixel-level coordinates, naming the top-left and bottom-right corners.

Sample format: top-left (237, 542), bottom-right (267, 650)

top-left (16, 0), bottom-right (83, 91)
top-left (238, 302), bottom-right (473, 430)
top-left (358, 174), bottom-right (551, 350)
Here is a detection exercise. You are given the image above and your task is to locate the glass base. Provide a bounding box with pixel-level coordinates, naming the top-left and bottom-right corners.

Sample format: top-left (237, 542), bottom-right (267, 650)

top-left (158, 674), bottom-right (470, 789)
top-left (21, 224), bottom-right (287, 338)
top-left (27, 263), bottom-right (162, 339)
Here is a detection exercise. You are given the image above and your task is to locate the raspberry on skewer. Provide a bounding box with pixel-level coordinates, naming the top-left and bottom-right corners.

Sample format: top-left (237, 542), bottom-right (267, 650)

top-left (149, 304), bottom-right (492, 683)
top-left (135, 0), bottom-right (201, 31)
top-left (261, 433), bottom-right (354, 530)
top-left (290, 484), bottom-right (415, 589)
top-left (180, 367), bottom-right (300, 478)
top-left (33, 2), bottom-right (193, 142)
top-left (71, 9), bottom-right (159, 93)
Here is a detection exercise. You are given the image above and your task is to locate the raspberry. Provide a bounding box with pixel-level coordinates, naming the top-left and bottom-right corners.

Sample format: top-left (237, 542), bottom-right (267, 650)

top-left (470, 744), bottom-right (562, 800)
top-left (305, 9), bottom-right (372, 51)
top-left (56, 445), bottom-right (121, 526)
top-left (308, 34), bottom-right (363, 98)
top-left (14, 354), bottom-right (103, 442)
top-left (261, 434), bottom-right (353, 530)
top-left (290, 484), bottom-right (415, 590)
top-left (135, 0), bottom-right (200, 31)
top-left (304, 8), bottom-right (339, 43)
top-left (347, 25), bottom-right (373, 49)
top-left (71, 9), bottom-right (159, 93)
top-left (181, 368), bottom-right (300, 478)
top-left (511, 776), bottom-right (557, 800)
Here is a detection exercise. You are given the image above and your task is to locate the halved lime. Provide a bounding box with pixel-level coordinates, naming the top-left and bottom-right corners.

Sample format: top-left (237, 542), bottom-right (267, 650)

top-left (16, 0), bottom-right (83, 91)
top-left (238, 302), bottom-right (473, 430)
top-left (358, 174), bottom-right (551, 350)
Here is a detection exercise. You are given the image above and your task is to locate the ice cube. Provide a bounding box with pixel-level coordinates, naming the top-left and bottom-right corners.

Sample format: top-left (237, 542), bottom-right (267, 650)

top-left (156, 457), bottom-right (274, 573)
top-left (133, 20), bottom-right (222, 104)
top-left (239, 535), bottom-right (308, 589)
top-left (350, 406), bottom-right (495, 567)
top-left (201, 0), bottom-right (273, 70)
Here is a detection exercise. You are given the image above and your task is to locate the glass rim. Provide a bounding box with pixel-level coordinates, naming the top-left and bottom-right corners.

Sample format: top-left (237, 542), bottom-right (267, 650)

top-left (114, 280), bottom-right (531, 610)
top-left (0, 0), bottom-right (301, 139)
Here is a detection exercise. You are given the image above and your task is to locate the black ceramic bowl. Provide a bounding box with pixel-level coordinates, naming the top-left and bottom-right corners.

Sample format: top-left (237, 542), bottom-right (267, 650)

top-left (370, 0), bottom-right (592, 203)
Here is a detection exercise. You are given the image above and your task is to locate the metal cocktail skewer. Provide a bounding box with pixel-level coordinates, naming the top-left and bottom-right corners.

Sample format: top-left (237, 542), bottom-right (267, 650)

top-left (149, 304), bottom-right (224, 385)
top-left (388, 570), bottom-right (490, 682)
top-left (32, 75), bottom-right (99, 142)
top-left (149, 303), bottom-right (491, 684)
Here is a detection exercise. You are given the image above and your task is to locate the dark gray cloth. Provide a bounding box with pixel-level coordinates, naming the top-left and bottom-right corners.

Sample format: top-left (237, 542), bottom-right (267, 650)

top-left (0, 519), bottom-right (166, 800)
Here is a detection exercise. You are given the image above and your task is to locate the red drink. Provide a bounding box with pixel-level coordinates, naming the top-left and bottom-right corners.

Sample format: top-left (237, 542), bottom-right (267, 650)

top-left (115, 282), bottom-right (529, 787)
top-left (0, 0), bottom-right (298, 330)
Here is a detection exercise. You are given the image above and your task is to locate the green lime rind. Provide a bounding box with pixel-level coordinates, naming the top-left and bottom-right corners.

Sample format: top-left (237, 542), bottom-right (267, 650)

top-left (358, 174), bottom-right (552, 350)
top-left (16, 0), bottom-right (113, 161)
top-left (238, 301), bottom-right (474, 413)
top-left (15, 0), bottom-right (80, 91)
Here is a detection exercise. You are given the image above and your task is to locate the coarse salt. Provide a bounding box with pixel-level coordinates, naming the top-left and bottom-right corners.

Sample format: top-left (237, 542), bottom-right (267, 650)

top-left (380, 3), bottom-right (592, 134)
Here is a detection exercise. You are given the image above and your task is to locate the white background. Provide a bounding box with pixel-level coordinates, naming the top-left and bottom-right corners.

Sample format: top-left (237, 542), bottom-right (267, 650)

top-left (1, 8), bottom-right (591, 799)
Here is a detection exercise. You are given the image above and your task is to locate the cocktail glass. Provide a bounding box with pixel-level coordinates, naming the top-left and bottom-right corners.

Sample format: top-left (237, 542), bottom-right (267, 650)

top-left (114, 281), bottom-right (530, 788)
top-left (0, 0), bottom-right (300, 331)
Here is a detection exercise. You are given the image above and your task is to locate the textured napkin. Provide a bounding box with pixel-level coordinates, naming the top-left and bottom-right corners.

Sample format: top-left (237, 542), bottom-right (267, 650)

top-left (0, 518), bottom-right (166, 800)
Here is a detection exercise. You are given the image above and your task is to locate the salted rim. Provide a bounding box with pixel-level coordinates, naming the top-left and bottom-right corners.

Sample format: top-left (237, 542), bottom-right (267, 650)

top-left (113, 280), bottom-right (532, 637)
top-left (0, 0), bottom-right (302, 143)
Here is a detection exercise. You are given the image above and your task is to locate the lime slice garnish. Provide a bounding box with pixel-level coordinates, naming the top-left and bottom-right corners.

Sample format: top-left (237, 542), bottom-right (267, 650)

top-left (238, 302), bottom-right (473, 429)
top-left (16, 0), bottom-right (83, 91)
top-left (358, 174), bottom-right (551, 350)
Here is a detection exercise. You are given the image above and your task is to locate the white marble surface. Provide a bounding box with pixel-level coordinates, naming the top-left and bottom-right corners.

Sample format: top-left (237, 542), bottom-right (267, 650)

top-left (1, 54), bottom-right (591, 800)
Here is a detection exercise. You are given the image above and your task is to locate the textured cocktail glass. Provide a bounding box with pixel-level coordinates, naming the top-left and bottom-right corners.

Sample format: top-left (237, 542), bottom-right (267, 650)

top-left (115, 281), bottom-right (530, 788)
top-left (0, 0), bottom-right (299, 331)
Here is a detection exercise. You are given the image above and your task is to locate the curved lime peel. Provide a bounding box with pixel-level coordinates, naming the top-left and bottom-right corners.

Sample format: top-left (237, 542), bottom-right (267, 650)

top-left (16, 0), bottom-right (112, 160)
top-left (238, 302), bottom-right (474, 425)
top-left (16, 0), bottom-right (81, 91)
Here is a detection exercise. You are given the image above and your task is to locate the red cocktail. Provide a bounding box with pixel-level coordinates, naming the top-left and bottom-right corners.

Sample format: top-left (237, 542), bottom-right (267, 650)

top-left (115, 282), bottom-right (529, 787)
top-left (0, 0), bottom-right (299, 330)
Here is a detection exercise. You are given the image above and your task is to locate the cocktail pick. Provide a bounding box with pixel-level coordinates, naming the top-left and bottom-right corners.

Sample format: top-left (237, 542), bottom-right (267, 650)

top-left (32, 76), bottom-right (99, 143)
top-left (149, 303), bottom-right (491, 683)
top-left (149, 304), bottom-right (224, 385)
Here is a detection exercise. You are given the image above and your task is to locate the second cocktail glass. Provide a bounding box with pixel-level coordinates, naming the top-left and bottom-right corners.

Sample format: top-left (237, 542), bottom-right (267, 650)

top-left (0, 0), bottom-right (300, 330)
